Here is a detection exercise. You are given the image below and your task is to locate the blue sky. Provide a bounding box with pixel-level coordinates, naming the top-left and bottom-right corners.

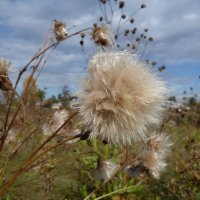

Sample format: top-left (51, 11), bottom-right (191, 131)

top-left (0, 0), bottom-right (200, 100)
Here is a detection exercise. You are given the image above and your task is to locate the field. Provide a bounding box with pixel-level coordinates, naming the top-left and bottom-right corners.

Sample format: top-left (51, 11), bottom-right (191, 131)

top-left (0, 0), bottom-right (200, 199)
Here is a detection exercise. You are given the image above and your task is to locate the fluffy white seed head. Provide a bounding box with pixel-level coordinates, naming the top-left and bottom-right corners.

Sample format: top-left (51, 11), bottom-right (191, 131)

top-left (42, 110), bottom-right (69, 136)
top-left (146, 133), bottom-right (172, 156)
top-left (79, 51), bottom-right (168, 146)
top-left (95, 159), bottom-right (118, 181)
top-left (141, 151), bottom-right (167, 179)
top-left (5, 129), bottom-right (16, 144)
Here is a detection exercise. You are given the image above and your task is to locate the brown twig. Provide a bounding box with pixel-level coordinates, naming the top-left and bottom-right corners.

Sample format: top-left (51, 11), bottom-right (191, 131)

top-left (0, 111), bottom-right (78, 197)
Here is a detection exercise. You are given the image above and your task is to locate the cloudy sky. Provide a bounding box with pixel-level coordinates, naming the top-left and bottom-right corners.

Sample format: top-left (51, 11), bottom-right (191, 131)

top-left (0, 0), bottom-right (199, 99)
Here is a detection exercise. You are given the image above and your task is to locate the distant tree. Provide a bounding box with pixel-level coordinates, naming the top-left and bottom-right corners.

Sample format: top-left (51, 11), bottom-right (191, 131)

top-left (188, 96), bottom-right (197, 106)
top-left (57, 85), bottom-right (71, 106)
top-left (36, 88), bottom-right (46, 102)
top-left (168, 96), bottom-right (177, 102)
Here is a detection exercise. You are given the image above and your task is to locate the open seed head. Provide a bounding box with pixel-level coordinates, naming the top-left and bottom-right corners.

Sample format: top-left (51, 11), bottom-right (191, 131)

top-left (79, 51), bottom-right (168, 146)
top-left (95, 159), bottom-right (118, 181)
top-left (42, 110), bottom-right (69, 136)
top-left (141, 151), bottom-right (167, 179)
top-left (92, 25), bottom-right (113, 46)
top-left (53, 20), bottom-right (68, 42)
top-left (146, 133), bottom-right (172, 156)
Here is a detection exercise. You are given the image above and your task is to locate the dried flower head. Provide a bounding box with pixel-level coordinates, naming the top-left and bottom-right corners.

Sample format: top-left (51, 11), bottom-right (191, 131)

top-left (0, 58), bottom-right (10, 75)
top-left (80, 32), bottom-right (86, 38)
top-left (0, 58), bottom-right (13, 91)
top-left (141, 151), bottom-right (167, 179)
top-left (158, 65), bottom-right (166, 72)
top-left (53, 20), bottom-right (68, 42)
top-left (95, 158), bottom-right (118, 181)
top-left (79, 51), bottom-right (167, 146)
top-left (146, 133), bottom-right (172, 156)
top-left (124, 164), bottom-right (147, 178)
top-left (130, 18), bottom-right (135, 24)
top-left (92, 25), bottom-right (113, 46)
top-left (131, 28), bottom-right (137, 34)
top-left (141, 3), bottom-right (147, 9)
top-left (99, 0), bottom-right (107, 4)
top-left (43, 110), bottom-right (69, 136)
top-left (149, 37), bottom-right (154, 42)
top-left (119, 1), bottom-right (125, 9)
top-left (121, 14), bottom-right (126, 19)
top-left (5, 128), bottom-right (16, 144)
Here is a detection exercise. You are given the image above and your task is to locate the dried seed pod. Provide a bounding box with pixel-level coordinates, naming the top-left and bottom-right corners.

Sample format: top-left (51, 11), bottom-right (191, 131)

top-left (124, 164), bottom-right (148, 178)
top-left (125, 29), bottom-right (130, 34)
top-left (80, 40), bottom-right (84, 46)
top-left (99, 16), bottom-right (103, 22)
top-left (149, 37), bottom-right (154, 42)
top-left (53, 20), bottom-right (68, 42)
top-left (92, 25), bottom-right (113, 46)
top-left (0, 76), bottom-right (13, 91)
top-left (119, 1), bottom-right (125, 9)
top-left (80, 32), bottom-right (86, 38)
top-left (0, 58), bottom-right (13, 91)
top-left (131, 28), bottom-right (137, 34)
top-left (141, 3), bottom-right (147, 9)
top-left (131, 44), bottom-right (136, 49)
top-left (144, 28), bottom-right (149, 32)
top-left (121, 14), bottom-right (126, 19)
top-left (99, 0), bottom-right (107, 4)
top-left (80, 130), bottom-right (91, 140)
top-left (136, 37), bottom-right (140, 42)
top-left (151, 61), bottom-right (157, 66)
top-left (158, 66), bottom-right (166, 72)
top-left (130, 18), bottom-right (135, 24)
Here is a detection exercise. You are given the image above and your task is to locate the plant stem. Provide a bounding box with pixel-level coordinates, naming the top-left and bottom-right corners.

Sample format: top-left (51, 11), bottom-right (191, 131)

top-left (0, 111), bottom-right (78, 197)
top-left (94, 181), bottom-right (143, 200)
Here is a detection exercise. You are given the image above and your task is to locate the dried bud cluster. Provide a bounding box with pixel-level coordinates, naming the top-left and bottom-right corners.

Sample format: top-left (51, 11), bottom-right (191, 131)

top-left (0, 58), bottom-right (13, 91)
top-left (53, 20), bottom-right (68, 42)
top-left (92, 25), bottom-right (113, 46)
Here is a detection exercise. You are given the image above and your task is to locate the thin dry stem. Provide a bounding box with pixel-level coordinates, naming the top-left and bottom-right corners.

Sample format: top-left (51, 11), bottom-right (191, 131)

top-left (0, 111), bottom-right (78, 197)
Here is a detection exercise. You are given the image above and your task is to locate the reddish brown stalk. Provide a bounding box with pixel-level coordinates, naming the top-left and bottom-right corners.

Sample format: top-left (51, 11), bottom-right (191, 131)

top-left (3, 27), bottom-right (90, 135)
top-left (9, 128), bottom-right (40, 159)
top-left (25, 133), bottom-right (81, 172)
top-left (0, 111), bottom-right (78, 197)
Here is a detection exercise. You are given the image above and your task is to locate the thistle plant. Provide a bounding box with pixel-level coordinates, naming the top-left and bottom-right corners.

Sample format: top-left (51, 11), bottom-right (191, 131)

top-left (0, 1), bottom-right (173, 198)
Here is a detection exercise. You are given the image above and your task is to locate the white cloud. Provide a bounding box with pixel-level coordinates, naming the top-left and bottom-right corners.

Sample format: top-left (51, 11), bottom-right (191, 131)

top-left (0, 0), bottom-right (200, 97)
